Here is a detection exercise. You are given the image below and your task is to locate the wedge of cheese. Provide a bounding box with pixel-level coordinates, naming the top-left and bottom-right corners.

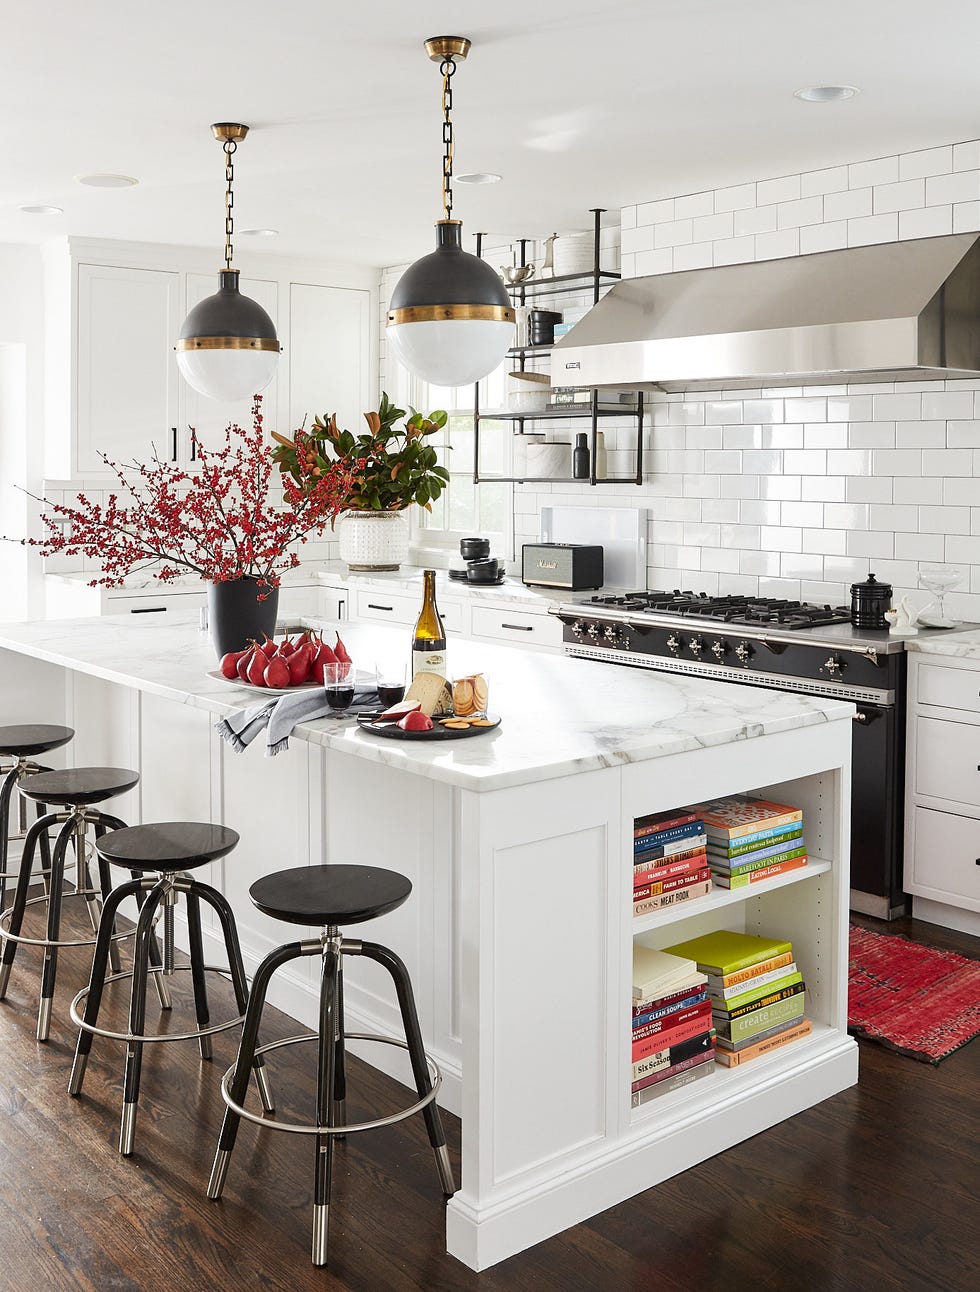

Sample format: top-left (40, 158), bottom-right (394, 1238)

top-left (405, 671), bottom-right (453, 717)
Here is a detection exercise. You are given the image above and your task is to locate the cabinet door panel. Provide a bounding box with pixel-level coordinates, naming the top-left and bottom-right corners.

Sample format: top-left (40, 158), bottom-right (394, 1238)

top-left (288, 283), bottom-right (370, 435)
top-left (76, 265), bottom-right (180, 473)
top-left (182, 273), bottom-right (280, 452)
top-left (909, 806), bottom-right (980, 910)
top-left (914, 715), bottom-right (980, 808)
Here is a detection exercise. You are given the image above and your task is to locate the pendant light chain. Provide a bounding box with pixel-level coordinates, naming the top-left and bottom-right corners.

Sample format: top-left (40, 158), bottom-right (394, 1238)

top-left (440, 56), bottom-right (456, 220)
top-left (223, 137), bottom-right (237, 271)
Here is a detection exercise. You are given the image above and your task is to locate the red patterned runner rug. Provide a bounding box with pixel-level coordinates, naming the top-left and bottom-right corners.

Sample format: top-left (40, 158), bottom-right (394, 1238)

top-left (848, 925), bottom-right (980, 1064)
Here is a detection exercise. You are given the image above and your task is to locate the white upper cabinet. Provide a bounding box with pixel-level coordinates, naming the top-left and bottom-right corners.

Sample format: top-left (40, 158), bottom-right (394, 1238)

top-left (182, 272), bottom-right (280, 456)
top-left (288, 282), bottom-right (371, 437)
top-left (75, 264), bottom-right (181, 475)
top-left (42, 239), bottom-right (379, 485)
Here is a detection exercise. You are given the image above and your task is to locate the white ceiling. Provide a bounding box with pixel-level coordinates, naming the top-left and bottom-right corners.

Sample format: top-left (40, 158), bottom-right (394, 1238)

top-left (3, 0), bottom-right (980, 269)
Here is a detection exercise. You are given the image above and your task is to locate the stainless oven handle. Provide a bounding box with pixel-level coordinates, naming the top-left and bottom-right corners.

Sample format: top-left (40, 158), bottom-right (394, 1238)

top-left (853, 711), bottom-right (868, 723)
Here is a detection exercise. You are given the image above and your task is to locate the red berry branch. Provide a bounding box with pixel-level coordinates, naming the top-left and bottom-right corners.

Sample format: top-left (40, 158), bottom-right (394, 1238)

top-left (20, 397), bottom-right (357, 595)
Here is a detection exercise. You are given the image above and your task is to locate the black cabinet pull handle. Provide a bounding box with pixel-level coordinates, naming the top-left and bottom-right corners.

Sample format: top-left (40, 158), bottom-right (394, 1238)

top-left (130, 606), bottom-right (167, 614)
top-left (368, 603), bottom-right (393, 612)
top-left (170, 427), bottom-right (178, 462)
top-left (190, 429), bottom-right (197, 462)
top-left (501, 623), bottom-right (534, 631)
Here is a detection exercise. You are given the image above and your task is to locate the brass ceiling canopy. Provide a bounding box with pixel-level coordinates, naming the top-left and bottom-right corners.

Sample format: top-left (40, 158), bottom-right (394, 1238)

top-left (424, 36), bottom-right (471, 62)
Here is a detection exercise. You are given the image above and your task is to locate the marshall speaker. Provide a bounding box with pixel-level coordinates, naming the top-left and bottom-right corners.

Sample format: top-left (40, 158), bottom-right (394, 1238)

top-left (521, 543), bottom-right (604, 590)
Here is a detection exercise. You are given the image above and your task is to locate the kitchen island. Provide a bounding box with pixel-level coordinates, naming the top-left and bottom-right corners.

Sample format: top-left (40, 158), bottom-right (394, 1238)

top-left (0, 613), bottom-right (858, 1271)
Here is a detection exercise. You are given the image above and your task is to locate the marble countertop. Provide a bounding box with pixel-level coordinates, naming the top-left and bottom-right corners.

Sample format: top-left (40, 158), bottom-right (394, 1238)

top-left (0, 613), bottom-right (853, 792)
top-left (315, 562), bottom-right (603, 610)
top-left (904, 628), bottom-right (980, 660)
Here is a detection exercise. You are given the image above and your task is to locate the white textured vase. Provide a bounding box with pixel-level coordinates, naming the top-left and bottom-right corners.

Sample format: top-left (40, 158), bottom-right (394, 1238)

top-left (337, 509), bottom-right (410, 571)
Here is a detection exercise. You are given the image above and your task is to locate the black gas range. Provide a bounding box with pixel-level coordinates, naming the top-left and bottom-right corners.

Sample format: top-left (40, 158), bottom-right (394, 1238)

top-left (554, 589), bottom-right (908, 918)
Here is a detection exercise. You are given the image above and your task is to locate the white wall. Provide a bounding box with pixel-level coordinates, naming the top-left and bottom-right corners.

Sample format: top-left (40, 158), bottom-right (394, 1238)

top-left (512, 138), bottom-right (980, 622)
top-left (0, 245), bottom-right (46, 616)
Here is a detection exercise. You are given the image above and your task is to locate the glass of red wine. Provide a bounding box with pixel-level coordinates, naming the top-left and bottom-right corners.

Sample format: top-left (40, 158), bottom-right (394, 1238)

top-left (376, 664), bottom-right (406, 709)
top-left (324, 661), bottom-right (356, 714)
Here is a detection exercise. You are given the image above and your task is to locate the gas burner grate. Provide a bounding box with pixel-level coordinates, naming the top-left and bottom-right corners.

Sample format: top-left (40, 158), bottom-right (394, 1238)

top-left (585, 590), bottom-right (851, 629)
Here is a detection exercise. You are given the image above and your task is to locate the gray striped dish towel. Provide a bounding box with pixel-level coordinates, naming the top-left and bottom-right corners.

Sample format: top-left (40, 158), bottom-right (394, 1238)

top-left (215, 687), bottom-right (379, 757)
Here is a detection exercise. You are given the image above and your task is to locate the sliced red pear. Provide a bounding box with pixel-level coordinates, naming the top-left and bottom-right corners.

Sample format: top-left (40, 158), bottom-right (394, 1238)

top-left (398, 710), bottom-right (433, 732)
top-left (377, 699), bottom-right (421, 723)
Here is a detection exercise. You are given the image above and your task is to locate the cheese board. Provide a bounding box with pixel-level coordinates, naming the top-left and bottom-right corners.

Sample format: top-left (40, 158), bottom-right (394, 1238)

top-left (356, 713), bottom-right (501, 741)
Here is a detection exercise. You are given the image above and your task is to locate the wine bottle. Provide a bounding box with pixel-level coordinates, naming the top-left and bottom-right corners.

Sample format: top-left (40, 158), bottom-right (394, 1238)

top-left (412, 569), bottom-right (447, 678)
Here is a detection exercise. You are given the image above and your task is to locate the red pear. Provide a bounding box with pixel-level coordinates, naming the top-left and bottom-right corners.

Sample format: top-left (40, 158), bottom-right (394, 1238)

top-left (287, 642), bottom-right (313, 685)
top-left (246, 648), bottom-right (268, 687)
top-left (236, 645), bottom-right (256, 680)
top-left (264, 654), bottom-right (291, 688)
top-left (220, 647), bottom-right (249, 679)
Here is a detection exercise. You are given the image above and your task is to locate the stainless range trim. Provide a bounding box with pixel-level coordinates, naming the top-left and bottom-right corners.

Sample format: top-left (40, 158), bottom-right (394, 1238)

top-left (564, 642), bottom-right (895, 705)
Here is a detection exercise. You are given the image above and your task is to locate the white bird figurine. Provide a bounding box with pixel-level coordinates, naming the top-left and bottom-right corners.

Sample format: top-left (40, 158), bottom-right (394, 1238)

top-left (884, 596), bottom-right (922, 634)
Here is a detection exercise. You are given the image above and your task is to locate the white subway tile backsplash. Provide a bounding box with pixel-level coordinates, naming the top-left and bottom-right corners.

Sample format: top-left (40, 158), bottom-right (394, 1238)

top-left (848, 212), bottom-right (899, 246)
top-left (783, 449), bottom-right (827, 475)
top-left (801, 166), bottom-right (849, 197)
top-left (799, 221), bottom-right (848, 254)
top-left (827, 395), bottom-right (874, 423)
top-left (738, 549), bottom-right (780, 576)
top-left (802, 476), bottom-right (846, 502)
top-left (757, 175), bottom-right (801, 205)
top-left (895, 419), bottom-right (946, 448)
top-left (947, 421), bottom-right (980, 447)
top-left (849, 421), bottom-right (896, 449)
top-left (871, 449), bottom-right (922, 475)
top-left (873, 392), bottom-right (922, 420)
top-left (896, 533), bottom-right (946, 562)
top-left (825, 503), bottom-right (870, 530)
top-left (898, 205), bottom-right (953, 239)
top-left (759, 475), bottom-right (801, 501)
top-left (692, 211), bottom-right (734, 242)
top-left (712, 236), bottom-right (755, 266)
top-left (846, 531), bottom-right (894, 559)
top-left (874, 178), bottom-right (925, 214)
top-left (621, 225), bottom-right (657, 254)
top-left (634, 248), bottom-right (674, 276)
top-left (923, 391), bottom-right (975, 420)
top-left (870, 504), bottom-right (918, 531)
top-left (703, 450), bottom-right (743, 474)
top-left (953, 200), bottom-right (980, 233)
top-left (674, 191), bottom-right (714, 220)
top-left (899, 146), bottom-right (953, 180)
top-left (803, 528), bottom-right (847, 556)
top-left (785, 397), bottom-right (827, 422)
top-left (781, 553), bottom-right (825, 581)
top-left (672, 243), bottom-right (713, 272)
top-left (742, 399), bottom-right (784, 424)
top-left (926, 170), bottom-right (980, 205)
top-left (636, 197), bottom-right (675, 225)
top-left (803, 424), bottom-right (848, 449)
top-left (945, 477), bottom-right (979, 505)
top-left (827, 449), bottom-right (873, 475)
top-left (780, 501), bottom-right (824, 527)
top-left (741, 449), bottom-right (783, 475)
top-left (919, 504), bottom-right (971, 534)
top-left (704, 400), bottom-right (743, 425)
top-left (893, 477), bottom-right (943, 505)
top-left (734, 205), bottom-right (777, 237)
top-left (922, 448), bottom-right (974, 475)
top-left (953, 141), bottom-right (980, 171)
top-left (714, 182), bottom-right (756, 212)
top-left (825, 188), bottom-right (873, 222)
top-left (845, 476), bottom-right (894, 503)
top-left (777, 196), bottom-right (824, 229)
top-left (946, 536), bottom-right (980, 564)
top-left (739, 500), bottom-right (781, 525)
top-left (849, 156), bottom-right (899, 188)
top-left (754, 229), bottom-right (800, 259)
top-left (655, 219), bottom-right (694, 248)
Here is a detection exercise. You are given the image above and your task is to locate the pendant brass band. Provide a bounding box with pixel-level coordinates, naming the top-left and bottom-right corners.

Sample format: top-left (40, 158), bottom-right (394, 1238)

top-left (387, 304), bottom-right (515, 325)
top-left (175, 336), bottom-right (282, 352)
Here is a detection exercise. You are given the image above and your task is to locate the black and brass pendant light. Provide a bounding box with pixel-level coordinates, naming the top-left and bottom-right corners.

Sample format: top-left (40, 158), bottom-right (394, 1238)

top-left (176, 123), bottom-right (281, 402)
top-left (386, 37), bottom-right (514, 387)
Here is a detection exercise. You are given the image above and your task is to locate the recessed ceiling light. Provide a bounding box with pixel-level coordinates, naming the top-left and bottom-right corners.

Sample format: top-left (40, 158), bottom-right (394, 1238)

top-left (794, 85), bottom-right (860, 103)
top-left (239, 228), bottom-right (279, 238)
top-left (76, 173), bottom-right (139, 188)
top-left (19, 204), bottom-right (63, 215)
top-left (455, 172), bottom-right (502, 185)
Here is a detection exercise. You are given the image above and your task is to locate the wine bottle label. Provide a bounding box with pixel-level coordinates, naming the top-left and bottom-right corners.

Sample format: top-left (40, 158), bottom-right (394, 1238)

top-left (412, 647), bottom-right (447, 678)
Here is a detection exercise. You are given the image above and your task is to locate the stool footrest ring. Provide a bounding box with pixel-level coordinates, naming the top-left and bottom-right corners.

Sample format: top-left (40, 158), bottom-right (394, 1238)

top-left (219, 1032), bottom-right (442, 1136)
top-left (1, 893), bottom-right (135, 950)
top-left (69, 964), bottom-right (245, 1044)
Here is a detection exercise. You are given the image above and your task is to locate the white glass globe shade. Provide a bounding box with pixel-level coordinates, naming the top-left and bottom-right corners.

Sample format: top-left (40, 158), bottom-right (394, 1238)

top-left (386, 318), bottom-right (514, 387)
top-left (176, 347), bottom-right (278, 403)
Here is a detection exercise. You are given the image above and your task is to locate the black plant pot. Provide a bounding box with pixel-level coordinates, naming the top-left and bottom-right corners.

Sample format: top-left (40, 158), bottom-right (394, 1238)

top-left (208, 577), bottom-right (279, 658)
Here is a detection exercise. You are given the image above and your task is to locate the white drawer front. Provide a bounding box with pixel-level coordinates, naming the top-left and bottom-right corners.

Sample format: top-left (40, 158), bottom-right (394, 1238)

top-left (107, 593), bottom-right (206, 615)
top-left (917, 661), bottom-right (980, 715)
top-left (353, 587), bottom-right (465, 634)
top-left (914, 715), bottom-right (980, 808)
top-left (470, 605), bottom-right (563, 649)
top-left (909, 806), bottom-right (980, 910)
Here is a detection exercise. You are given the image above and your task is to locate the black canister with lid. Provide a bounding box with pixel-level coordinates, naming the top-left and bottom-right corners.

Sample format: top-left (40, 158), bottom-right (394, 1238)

top-left (850, 573), bottom-right (893, 629)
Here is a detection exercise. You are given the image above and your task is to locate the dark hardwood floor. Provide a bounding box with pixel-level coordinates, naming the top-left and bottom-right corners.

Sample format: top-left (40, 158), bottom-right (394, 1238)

top-left (0, 901), bottom-right (976, 1292)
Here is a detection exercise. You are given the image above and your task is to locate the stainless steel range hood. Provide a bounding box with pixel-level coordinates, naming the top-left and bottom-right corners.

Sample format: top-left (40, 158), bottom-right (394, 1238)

top-left (551, 233), bottom-right (980, 392)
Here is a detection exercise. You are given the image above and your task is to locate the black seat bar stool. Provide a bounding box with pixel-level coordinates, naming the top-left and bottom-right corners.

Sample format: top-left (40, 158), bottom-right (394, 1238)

top-left (69, 821), bottom-right (274, 1156)
top-left (0, 724), bottom-right (75, 909)
top-left (207, 863), bottom-right (455, 1267)
top-left (0, 766), bottom-right (154, 1041)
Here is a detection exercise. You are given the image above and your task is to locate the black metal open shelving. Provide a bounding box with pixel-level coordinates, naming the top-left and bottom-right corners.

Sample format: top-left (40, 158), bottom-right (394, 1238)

top-left (473, 209), bottom-right (644, 488)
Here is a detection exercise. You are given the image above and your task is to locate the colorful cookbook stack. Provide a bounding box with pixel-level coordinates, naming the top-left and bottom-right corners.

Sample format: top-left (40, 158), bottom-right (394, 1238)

top-left (684, 796), bottom-right (807, 890)
top-left (663, 929), bottom-right (811, 1067)
top-left (633, 809), bottom-right (712, 916)
top-left (631, 945), bottom-right (716, 1106)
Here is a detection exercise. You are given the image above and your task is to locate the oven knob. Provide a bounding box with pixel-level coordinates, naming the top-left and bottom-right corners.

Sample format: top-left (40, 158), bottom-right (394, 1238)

top-left (821, 654), bottom-right (845, 678)
top-left (586, 622), bottom-right (600, 638)
top-left (666, 634), bottom-right (681, 656)
top-left (570, 619), bottom-right (585, 639)
top-left (710, 639), bottom-right (728, 660)
top-left (688, 636), bottom-right (703, 658)
top-left (734, 641), bottom-right (753, 665)
top-left (603, 625), bottom-right (619, 643)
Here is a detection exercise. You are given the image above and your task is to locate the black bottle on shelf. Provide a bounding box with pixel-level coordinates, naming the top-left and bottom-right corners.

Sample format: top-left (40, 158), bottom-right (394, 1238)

top-left (573, 433), bottom-right (590, 480)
